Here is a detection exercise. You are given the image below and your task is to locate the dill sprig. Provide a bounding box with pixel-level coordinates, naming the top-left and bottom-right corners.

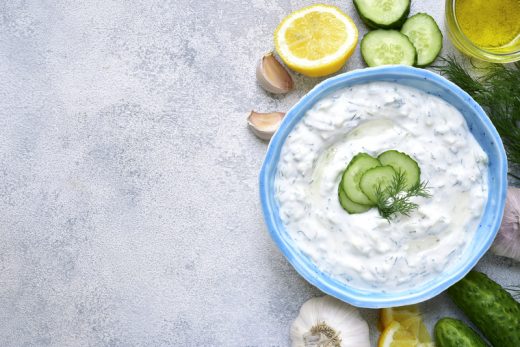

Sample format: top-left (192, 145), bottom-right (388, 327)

top-left (435, 57), bottom-right (520, 167)
top-left (375, 170), bottom-right (431, 222)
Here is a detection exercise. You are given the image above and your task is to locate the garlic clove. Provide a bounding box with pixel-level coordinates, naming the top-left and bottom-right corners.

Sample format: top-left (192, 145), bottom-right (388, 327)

top-left (256, 52), bottom-right (294, 94)
top-left (247, 111), bottom-right (285, 141)
top-left (491, 186), bottom-right (520, 262)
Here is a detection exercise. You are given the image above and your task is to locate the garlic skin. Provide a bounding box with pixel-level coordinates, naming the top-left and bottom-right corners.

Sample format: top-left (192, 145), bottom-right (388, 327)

top-left (256, 52), bottom-right (294, 94)
top-left (491, 187), bottom-right (520, 262)
top-left (290, 296), bottom-right (370, 347)
top-left (247, 111), bottom-right (285, 141)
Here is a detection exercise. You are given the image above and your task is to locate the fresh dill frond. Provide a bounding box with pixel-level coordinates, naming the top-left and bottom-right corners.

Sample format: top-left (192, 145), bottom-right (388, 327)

top-left (375, 170), bottom-right (431, 222)
top-left (436, 56), bottom-right (520, 167)
top-left (408, 180), bottom-right (432, 199)
top-left (435, 56), bottom-right (484, 95)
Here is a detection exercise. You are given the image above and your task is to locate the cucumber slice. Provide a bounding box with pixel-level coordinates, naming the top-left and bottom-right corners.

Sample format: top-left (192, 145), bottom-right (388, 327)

top-left (341, 153), bottom-right (381, 206)
top-left (360, 30), bottom-right (417, 67)
top-left (401, 13), bottom-right (443, 67)
top-left (359, 165), bottom-right (397, 203)
top-left (378, 150), bottom-right (420, 190)
top-left (338, 186), bottom-right (372, 214)
top-left (353, 0), bottom-right (410, 29)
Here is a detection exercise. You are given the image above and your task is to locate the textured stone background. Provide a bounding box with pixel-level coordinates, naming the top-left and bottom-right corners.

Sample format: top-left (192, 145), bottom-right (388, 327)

top-left (0, 1), bottom-right (518, 346)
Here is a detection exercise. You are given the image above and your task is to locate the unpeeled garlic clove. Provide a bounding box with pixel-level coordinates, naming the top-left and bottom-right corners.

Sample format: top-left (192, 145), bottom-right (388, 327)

top-left (491, 187), bottom-right (520, 261)
top-left (256, 52), bottom-right (294, 94)
top-left (247, 111), bottom-right (285, 140)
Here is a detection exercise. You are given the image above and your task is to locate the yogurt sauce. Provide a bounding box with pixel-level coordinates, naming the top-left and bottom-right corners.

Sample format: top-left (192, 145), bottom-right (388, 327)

top-left (275, 81), bottom-right (488, 291)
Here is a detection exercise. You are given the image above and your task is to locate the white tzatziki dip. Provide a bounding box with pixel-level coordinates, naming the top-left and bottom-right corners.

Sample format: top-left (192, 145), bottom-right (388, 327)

top-left (275, 81), bottom-right (488, 291)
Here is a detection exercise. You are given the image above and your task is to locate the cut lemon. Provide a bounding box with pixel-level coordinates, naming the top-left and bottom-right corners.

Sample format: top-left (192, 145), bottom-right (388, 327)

top-left (400, 316), bottom-right (422, 337)
top-left (417, 323), bottom-right (433, 345)
top-left (379, 305), bottom-right (433, 346)
top-left (378, 321), bottom-right (418, 347)
top-left (274, 4), bottom-right (358, 77)
top-left (380, 305), bottom-right (420, 329)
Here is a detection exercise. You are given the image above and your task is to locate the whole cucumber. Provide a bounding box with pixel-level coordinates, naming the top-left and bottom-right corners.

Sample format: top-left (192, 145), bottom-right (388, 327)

top-left (434, 317), bottom-right (488, 347)
top-left (447, 271), bottom-right (520, 347)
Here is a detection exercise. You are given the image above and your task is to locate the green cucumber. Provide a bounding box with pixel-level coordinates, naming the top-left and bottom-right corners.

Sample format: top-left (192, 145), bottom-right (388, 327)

top-left (360, 30), bottom-right (417, 67)
top-left (353, 0), bottom-right (410, 29)
top-left (338, 186), bottom-right (371, 214)
top-left (359, 165), bottom-right (397, 203)
top-left (434, 318), bottom-right (488, 347)
top-left (378, 150), bottom-right (420, 190)
top-left (401, 13), bottom-right (443, 67)
top-left (447, 271), bottom-right (520, 347)
top-left (341, 153), bottom-right (381, 206)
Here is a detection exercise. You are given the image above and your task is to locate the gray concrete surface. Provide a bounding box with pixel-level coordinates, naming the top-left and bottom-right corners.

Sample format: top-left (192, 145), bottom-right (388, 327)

top-left (0, 1), bottom-right (518, 346)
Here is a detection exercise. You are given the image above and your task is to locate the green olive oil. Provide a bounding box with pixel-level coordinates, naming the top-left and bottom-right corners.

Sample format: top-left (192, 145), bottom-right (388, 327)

top-left (455, 0), bottom-right (520, 52)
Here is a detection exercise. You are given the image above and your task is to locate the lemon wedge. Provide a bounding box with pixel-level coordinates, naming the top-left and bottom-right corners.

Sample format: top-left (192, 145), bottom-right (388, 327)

top-left (378, 321), bottom-right (419, 347)
top-left (381, 305), bottom-right (420, 329)
top-left (274, 4), bottom-right (358, 77)
top-left (379, 306), bottom-right (434, 347)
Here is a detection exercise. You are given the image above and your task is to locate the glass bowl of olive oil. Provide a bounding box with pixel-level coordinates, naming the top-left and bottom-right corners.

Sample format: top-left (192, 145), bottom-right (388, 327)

top-left (445, 0), bottom-right (520, 63)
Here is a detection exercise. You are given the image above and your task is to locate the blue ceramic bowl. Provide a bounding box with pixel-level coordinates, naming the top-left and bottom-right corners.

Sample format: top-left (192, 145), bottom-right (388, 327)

top-left (259, 66), bottom-right (508, 308)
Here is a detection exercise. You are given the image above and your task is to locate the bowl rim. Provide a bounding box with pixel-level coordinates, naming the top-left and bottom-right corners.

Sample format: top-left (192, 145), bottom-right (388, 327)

top-left (259, 65), bottom-right (508, 308)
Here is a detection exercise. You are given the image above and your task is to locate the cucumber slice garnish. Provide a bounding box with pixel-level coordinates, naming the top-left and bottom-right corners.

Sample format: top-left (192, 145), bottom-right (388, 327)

top-left (353, 0), bottom-right (410, 29)
top-left (359, 165), bottom-right (397, 203)
top-left (401, 13), bottom-right (443, 67)
top-left (341, 153), bottom-right (381, 206)
top-left (338, 186), bottom-right (372, 214)
top-left (360, 30), bottom-right (417, 67)
top-left (378, 150), bottom-right (420, 190)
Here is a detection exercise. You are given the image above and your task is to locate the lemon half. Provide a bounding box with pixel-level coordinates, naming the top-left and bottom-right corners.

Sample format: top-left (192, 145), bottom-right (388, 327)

top-left (274, 4), bottom-right (358, 77)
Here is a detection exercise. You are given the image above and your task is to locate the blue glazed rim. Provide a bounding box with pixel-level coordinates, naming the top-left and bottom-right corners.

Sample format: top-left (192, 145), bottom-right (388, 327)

top-left (259, 66), bottom-right (508, 308)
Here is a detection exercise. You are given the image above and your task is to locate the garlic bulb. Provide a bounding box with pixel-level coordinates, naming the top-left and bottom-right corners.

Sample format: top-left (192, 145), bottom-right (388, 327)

top-left (256, 52), bottom-right (294, 94)
top-left (247, 111), bottom-right (285, 141)
top-left (491, 187), bottom-right (520, 261)
top-left (290, 296), bottom-right (370, 347)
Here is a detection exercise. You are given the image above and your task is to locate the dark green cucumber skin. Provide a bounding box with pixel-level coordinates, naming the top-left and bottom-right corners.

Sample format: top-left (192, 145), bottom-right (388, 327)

top-left (353, 0), bottom-right (410, 29)
top-left (447, 271), bottom-right (520, 347)
top-left (434, 318), bottom-right (488, 347)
